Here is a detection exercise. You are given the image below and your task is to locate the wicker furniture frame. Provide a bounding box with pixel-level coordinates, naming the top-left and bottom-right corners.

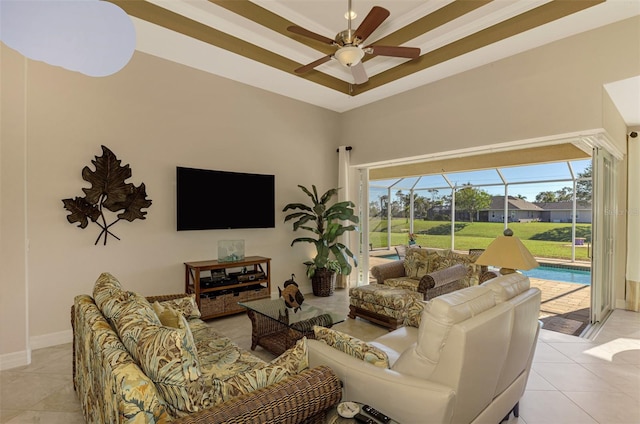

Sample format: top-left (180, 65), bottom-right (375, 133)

top-left (173, 366), bottom-right (342, 424)
top-left (241, 298), bottom-right (342, 356)
top-left (348, 304), bottom-right (404, 330)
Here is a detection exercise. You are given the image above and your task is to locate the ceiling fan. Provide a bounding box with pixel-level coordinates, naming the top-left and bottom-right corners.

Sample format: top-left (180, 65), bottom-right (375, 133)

top-left (287, 0), bottom-right (421, 85)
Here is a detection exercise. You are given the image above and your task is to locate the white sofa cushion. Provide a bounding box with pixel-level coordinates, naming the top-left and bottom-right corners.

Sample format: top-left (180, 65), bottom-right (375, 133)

top-left (481, 272), bottom-right (530, 302)
top-left (483, 273), bottom-right (541, 399)
top-left (416, 286), bottom-right (496, 361)
top-left (392, 286), bottom-right (497, 378)
top-left (369, 326), bottom-right (418, 366)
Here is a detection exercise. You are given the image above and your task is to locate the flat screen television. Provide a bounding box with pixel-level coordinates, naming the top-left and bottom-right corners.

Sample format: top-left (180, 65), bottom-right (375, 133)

top-left (176, 167), bottom-right (275, 231)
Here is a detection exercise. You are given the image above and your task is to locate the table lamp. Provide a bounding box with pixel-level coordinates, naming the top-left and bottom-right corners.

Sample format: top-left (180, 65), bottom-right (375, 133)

top-left (475, 228), bottom-right (539, 274)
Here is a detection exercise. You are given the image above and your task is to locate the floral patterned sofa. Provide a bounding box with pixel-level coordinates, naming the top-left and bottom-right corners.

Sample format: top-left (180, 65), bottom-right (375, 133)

top-left (71, 272), bottom-right (342, 424)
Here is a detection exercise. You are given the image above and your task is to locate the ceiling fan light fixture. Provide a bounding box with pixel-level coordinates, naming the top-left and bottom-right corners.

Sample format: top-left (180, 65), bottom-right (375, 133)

top-left (335, 46), bottom-right (364, 67)
top-left (344, 10), bottom-right (357, 20)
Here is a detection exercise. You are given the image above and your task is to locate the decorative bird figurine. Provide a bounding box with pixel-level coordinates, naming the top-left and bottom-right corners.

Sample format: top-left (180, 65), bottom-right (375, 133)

top-left (279, 274), bottom-right (304, 312)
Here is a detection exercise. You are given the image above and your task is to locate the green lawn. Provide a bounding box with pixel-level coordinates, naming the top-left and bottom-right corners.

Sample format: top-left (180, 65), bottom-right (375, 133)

top-left (369, 220), bottom-right (592, 261)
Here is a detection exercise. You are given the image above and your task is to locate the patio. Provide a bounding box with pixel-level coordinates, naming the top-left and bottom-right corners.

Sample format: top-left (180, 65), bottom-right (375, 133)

top-left (368, 252), bottom-right (591, 337)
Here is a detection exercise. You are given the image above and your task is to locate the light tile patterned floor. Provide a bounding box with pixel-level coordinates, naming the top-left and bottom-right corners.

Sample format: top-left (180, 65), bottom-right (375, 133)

top-left (1, 290), bottom-right (638, 424)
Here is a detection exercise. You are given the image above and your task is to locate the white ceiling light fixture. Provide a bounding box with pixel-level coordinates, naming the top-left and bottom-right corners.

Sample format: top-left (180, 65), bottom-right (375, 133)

top-left (335, 45), bottom-right (364, 67)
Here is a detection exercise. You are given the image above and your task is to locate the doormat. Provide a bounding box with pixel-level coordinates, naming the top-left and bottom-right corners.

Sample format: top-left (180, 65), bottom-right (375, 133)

top-left (540, 316), bottom-right (585, 336)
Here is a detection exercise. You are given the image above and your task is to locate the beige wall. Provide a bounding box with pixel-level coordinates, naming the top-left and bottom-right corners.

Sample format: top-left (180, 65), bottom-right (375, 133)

top-left (1, 46), bottom-right (30, 367)
top-left (343, 16), bottom-right (639, 166)
top-left (0, 43), bottom-right (340, 366)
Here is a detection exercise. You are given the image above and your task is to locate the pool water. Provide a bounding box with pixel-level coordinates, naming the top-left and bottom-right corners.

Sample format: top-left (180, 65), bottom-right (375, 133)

top-left (380, 254), bottom-right (400, 260)
top-left (521, 265), bottom-right (591, 285)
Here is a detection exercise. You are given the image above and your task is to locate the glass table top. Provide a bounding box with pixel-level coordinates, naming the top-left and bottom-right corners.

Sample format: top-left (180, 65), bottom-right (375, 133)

top-left (238, 297), bottom-right (344, 328)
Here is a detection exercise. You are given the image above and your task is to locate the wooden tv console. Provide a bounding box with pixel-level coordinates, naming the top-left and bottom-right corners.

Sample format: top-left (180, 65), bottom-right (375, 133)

top-left (184, 256), bottom-right (271, 320)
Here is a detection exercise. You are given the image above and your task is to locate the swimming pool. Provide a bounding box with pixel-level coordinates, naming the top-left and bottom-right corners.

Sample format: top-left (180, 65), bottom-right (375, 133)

top-left (380, 254), bottom-right (400, 260)
top-left (521, 265), bottom-right (591, 285)
top-left (375, 254), bottom-right (591, 285)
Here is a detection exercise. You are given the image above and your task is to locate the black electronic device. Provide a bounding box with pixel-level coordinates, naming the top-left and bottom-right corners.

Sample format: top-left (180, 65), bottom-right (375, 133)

top-left (228, 270), bottom-right (265, 282)
top-left (176, 166), bottom-right (275, 231)
top-left (361, 405), bottom-right (390, 423)
top-left (211, 270), bottom-right (227, 281)
top-left (353, 413), bottom-right (376, 424)
top-left (200, 276), bottom-right (214, 288)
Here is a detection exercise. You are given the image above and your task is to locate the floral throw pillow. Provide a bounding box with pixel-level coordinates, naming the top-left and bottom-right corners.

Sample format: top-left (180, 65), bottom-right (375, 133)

top-left (128, 315), bottom-right (203, 414)
top-left (159, 295), bottom-right (201, 320)
top-left (153, 301), bottom-right (181, 328)
top-left (270, 337), bottom-right (309, 374)
top-left (313, 326), bottom-right (390, 368)
top-left (403, 249), bottom-right (430, 279)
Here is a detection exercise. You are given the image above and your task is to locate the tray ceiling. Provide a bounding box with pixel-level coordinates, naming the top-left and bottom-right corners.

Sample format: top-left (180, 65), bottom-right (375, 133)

top-left (111, 0), bottom-right (639, 113)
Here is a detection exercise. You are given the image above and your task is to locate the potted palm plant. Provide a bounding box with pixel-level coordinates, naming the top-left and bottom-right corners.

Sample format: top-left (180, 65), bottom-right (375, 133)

top-left (283, 185), bottom-right (359, 296)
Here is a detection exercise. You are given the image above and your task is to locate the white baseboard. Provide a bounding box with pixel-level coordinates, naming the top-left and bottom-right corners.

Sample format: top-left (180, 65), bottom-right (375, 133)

top-left (0, 330), bottom-right (72, 370)
top-left (30, 329), bottom-right (73, 350)
top-left (0, 349), bottom-right (30, 371)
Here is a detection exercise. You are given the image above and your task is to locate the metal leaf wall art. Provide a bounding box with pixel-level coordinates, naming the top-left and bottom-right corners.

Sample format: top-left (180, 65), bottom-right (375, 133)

top-left (62, 145), bottom-right (152, 245)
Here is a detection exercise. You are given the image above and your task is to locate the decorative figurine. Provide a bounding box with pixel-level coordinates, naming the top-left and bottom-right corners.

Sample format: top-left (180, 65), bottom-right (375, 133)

top-left (278, 274), bottom-right (304, 312)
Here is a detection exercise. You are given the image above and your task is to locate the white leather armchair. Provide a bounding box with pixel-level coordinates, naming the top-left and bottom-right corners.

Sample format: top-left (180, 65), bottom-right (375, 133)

top-left (308, 273), bottom-right (541, 424)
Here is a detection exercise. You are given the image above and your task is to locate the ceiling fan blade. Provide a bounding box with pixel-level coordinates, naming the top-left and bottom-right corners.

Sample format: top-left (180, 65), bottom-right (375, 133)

top-left (294, 55), bottom-right (333, 74)
top-left (350, 62), bottom-right (368, 84)
top-left (366, 45), bottom-right (421, 58)
top-left (287, 26), bottom-right (334, 45)
top-left (354, 6), bottom-right (390, 43)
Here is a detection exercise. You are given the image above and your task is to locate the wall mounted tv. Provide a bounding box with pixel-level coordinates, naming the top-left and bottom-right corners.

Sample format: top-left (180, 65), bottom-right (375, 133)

top-left (176, 167), bottom-right (275, 231)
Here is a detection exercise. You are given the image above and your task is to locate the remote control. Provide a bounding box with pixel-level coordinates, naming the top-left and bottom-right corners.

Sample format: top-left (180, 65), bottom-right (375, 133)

top-left (353, 413), bottom-right (376, 424)
top-left (362, 405), bottom-right (391, 423)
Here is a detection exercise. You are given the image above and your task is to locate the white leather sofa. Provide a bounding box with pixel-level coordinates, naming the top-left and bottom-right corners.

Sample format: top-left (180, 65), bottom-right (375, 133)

top-left (308, 272), bottom-right (541, 424)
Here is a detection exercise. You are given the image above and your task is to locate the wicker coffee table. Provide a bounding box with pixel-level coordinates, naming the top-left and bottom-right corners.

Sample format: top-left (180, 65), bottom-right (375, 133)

top-left (239, 298), bottom-right (344, 356)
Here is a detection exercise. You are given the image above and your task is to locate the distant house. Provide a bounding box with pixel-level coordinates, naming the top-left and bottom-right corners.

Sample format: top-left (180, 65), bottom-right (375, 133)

top-left (479, 196), bottom-right (544, 222)
top-left (534, 201), bottom-right (592, 223)
top-left (424, 196), bottom-right (592, 223)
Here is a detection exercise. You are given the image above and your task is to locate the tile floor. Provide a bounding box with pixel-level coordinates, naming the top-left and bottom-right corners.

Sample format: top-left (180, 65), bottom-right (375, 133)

top-left (1, 288), bottom-right (638, 424)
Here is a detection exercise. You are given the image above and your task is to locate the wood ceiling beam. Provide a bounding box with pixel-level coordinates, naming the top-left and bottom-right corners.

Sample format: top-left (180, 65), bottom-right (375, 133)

top-left (108, 0), bottom-right (348, 93)
top-left (210, 0), bottom-right (336, 55)
top-left (362, 0), bottom-right (492, 63)
top-left (111, 0), bottom-right (604, 96)
top-left (353, 0), bottom-right (604, 95)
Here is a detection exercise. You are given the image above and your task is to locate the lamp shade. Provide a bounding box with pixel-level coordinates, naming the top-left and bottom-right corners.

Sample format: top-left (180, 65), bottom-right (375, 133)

top-left (475, 229), bottom-right (539, 273)
top-left (335, 46), bottom-right (364, 67)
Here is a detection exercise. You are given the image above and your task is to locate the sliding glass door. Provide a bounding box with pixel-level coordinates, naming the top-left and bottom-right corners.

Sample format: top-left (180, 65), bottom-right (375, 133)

top-left (591, 148), bottom-right (615, 323)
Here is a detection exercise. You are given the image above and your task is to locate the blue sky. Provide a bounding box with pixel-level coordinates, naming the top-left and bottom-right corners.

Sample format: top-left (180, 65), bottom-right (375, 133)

top-left (370, 159), bottom-right (591, 203)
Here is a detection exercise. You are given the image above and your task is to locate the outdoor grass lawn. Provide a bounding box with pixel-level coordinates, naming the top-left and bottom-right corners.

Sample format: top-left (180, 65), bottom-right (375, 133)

top-left (369, 219), bottom-right (592, 261)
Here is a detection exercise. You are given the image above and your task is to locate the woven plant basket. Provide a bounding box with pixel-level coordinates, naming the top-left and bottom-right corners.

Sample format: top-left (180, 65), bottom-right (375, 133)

top-left (311, 268), bottom-right (336, 297)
